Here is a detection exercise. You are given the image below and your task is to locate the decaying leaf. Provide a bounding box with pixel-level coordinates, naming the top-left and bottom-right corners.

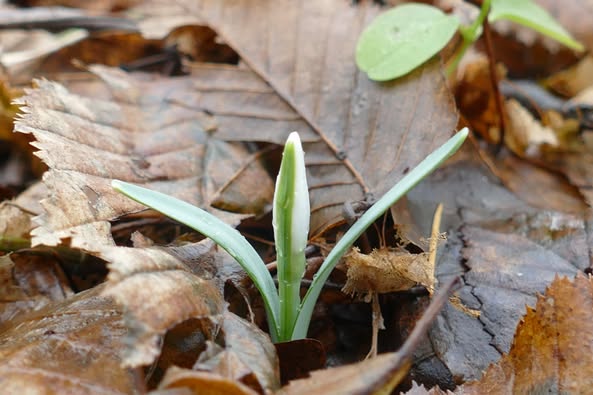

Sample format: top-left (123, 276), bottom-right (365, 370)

top-left (544, 54), bottom-right (593, 96)
top-left (274, 338), bottom-right (326, 384)
top-left (541, 141), bottom-right (593, 208)
top-left (156, 366), bottom-right (260, 395)
top-left (0, 28), bottom-right (87, 81)
top-left (101, 243), bottom-right (225, 367)
top-left (405, 152), bottom-right (592, 382)
top-left (279, 278), bottom-right (456, 395)
top-left (404, 381), bottom-right (451, 395)
top-left (342, 248), bottom-right (433, 302)
top-left (192, 311), bottom-right (280, 394)
top-left (14, 65), bottom-right (273, 250)
top-left (479, 148), bottom-right (589, 215)
top-left (460, 273), bottom-right (593, 394)
top-left (5, 0), bottom-right (593, 393)
top-left (0, 181), bottom-right (46, 243)
top-left (135, 0), bottom-right (459, 235)
top-left (456, 49), bottom-right (592, 215)
top-left (504, 98), bottom-right (559, 155)
top-left (341, 203), bottom-right (442, 359)
top-left (0, 284), bottom-right (136, 394)
top-left (0, 252), bottom-right (72, 322)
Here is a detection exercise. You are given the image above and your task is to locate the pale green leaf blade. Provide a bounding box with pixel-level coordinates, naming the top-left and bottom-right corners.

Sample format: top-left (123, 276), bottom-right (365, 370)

top-left (291, 128), bottom-right (469, 340)
top-left (356, 3), bottom-right (460, 81)
top-left (489, 0), bottom-right (584, 51)
top-left (111, 180), bottom-right (280, 341)
top-left (273, 132), bottom-right (310, 341)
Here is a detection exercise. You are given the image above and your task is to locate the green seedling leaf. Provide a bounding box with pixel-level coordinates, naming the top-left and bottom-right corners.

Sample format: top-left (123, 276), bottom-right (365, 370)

top-left (114, 129), bottom-right (469, 344)
top-left (273, 132), bottom-right (310, 342)
top-left (489, 0), bottom-right (584, 51)
top-left (356, 3), bottom-right (460, 81)
top-left (110, 180), bottom-right (281, 341)
top-left (291, 128), bottom-right (469, 340)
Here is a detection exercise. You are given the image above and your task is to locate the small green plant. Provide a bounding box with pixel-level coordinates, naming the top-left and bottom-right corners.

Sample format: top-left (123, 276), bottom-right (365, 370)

top-left (356, 0), bottom-right (584, 82)
top-left (112, 128), bottom-right (468, 342)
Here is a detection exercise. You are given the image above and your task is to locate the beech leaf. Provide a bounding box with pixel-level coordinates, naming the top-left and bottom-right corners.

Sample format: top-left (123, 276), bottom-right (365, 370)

top-left (461, 274), bottom-right (593, 393)
top-left (101, 242), bottom-right (225, 367)
top-left (0, 285), bottom-right (136, 394)
top-left (14, 65), bottom-right (273, 250)
top-left (137, 0), bottom-right (459, 235)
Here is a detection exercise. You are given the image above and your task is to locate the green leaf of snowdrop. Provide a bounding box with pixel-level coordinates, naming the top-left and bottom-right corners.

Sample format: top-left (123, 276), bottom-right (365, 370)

top-left (111, 179), bottom-right (281, 341)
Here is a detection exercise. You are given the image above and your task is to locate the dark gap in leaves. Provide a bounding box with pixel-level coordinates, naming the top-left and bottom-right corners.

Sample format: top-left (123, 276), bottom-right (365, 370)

top-left (275, 338), bottom-right (326, 384)
top-left (147, 318), bottom-right (210, 390)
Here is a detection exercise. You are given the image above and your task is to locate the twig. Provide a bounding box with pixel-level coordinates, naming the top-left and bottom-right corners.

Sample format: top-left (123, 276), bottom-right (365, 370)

top-left (481, 11), bottom-right (507, 152)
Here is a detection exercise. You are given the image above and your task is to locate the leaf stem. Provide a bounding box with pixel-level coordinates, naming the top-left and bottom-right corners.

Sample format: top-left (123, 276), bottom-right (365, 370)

top-left (481, 6), bottom-right (507, 150)
top-left (447, 0), bottom-right (491, 76)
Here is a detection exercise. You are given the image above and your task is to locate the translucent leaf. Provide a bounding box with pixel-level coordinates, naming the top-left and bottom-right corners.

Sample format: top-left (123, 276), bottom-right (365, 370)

top-left (489, 0), bottom-right (584, 51)
top-left (356, 3), bottom-right (460, 81)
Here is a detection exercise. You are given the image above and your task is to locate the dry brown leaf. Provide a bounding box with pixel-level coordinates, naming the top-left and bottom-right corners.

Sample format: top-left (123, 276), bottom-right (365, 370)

top-left (17, 0), bottom-right (140, 13)
top-left (135, 0), bottom-right (459, 235)
top-left (504, 99), bottom-right (559, 155)
top-left (135, 3), bottom-right (203, 40)
top-left (404, 381), bottom-right (452, 395)
top-left (478, 148), bottom-right (589, 215)
top-left (459, 224), bottom-right (588, 354)
top-left (14, 65), bottom-right (274, 250)
top-left (404, 153), bottom-right (592, 382)
top-left (101, 242), bottom-right (225, 367)
top-left (156, 366), bottom-right (260, 395)
top-left (0, 284), bottom-right (136, 394)
top-left (342, 248), bottom-right (433, 302)
top-left (192, 311), bottom-right (280, 394)
top-left (40, 32), bottom-right (165, 75)
top-left (539, 138), bottom-right (593, 208)
top-left (455, 52), bottom-right (505, 144)
top-left (0, 252), bottom-right (72, 322)
top-left (0, 181), bottom-right (46, 243)
top-left (0, 28), bottom-right (87, 81)
top-left (459, 273), bottom-right (593, 394)
top-left (456, 51), bottom-right (591, 214)
top-left (279, 352), bottom-right (412, 395)
top-left (279, 278), bottom-right (456, 395)
top-left (544, 54), bottom-right (593, 96)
